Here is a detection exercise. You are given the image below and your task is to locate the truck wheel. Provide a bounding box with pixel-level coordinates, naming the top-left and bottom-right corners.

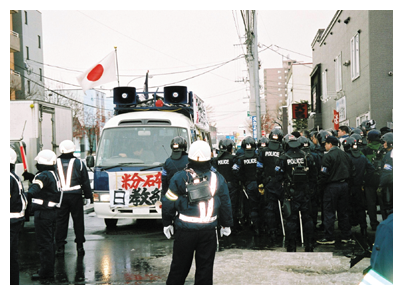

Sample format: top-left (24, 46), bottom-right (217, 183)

top-left (104, 218), bottom-right (118, 228)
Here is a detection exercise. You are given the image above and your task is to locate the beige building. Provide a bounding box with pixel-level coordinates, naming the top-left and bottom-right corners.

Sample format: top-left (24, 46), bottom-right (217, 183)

top-left (10, 10), bottom-right (21, 100)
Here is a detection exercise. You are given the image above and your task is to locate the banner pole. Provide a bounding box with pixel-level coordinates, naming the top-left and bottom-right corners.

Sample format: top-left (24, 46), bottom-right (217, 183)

top-left (114, 46), bottom-right (120, 87)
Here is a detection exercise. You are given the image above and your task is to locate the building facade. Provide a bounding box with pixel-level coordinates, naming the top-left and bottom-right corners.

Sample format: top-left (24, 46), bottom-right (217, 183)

top-left (10, 10), bottom-right (22, 100)
top-left (12, 10), bottom-right (45, 101)
top-left (309, 10), bottom-right (393, 130)
top-left (285, 62), bottom-right (312, 134)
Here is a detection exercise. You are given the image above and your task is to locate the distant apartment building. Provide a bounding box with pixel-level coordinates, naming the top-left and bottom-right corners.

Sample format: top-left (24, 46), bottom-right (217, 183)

top-left (309, 10), bottom-right (393, 130)
top-left (46, 89), bottom-right (113, 158)
top-left (12, 10), bottom-right (45, 101)
top-left (10, 10), bottom-right (22, 100)
top-left (284, 62), bottom-right (312, 133)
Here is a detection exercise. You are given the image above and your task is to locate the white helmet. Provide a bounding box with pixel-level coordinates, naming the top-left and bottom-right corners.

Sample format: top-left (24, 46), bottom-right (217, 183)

top-left (59, 139), bottom-right (75, 154)
top-left (188, 140), bottom-right (211, 162)
top-left (10, 148), bottom-right (17, 164)
top-left (35, 149), bottom-right (57, 165)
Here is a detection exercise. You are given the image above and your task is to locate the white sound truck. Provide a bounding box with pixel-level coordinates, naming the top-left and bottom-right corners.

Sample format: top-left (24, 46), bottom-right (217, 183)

top-left (87, 86), bottom-right (213, 227)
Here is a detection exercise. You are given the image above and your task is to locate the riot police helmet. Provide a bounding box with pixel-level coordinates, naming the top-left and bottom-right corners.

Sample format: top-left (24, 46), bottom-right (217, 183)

top-left (380, 127), bottom-right (392, 135)
top-left (351, 127), bottom-right (364, 137)
top-left (170, 136), bottom-right (187, 160)
top-left (360, 119), bottom-right (376, 132)
top-left (269, 128), bottom-right (283, 142)
top-left (188, 140), bottom-right (211, 162)
top-left (381, 132), bottom-right (393, 149)
top-left (59, 139), bottom-right (76, 154)
top-left (350, 133), bottom-right (363, 145)
top-left (241, 136), bottom-right (256, 157)
top-left (342, 137), bottom-right (356, 152)
top-left (298, 136), bottom-right (310, 150)
top-left (257, 136), bottom-right (270, 148)
top-left (219, 139), bottom-right (234, 153)
top-left (316, 130), bottom-right (331, 146)
top-left (367, 129), bottom-right (381, 142)
top-left (283, 134), bottom-right (300, 150)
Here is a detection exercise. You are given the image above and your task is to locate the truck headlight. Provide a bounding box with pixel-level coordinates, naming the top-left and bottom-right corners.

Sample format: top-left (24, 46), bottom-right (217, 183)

top-left (93, 192), bottom-right (110, 202)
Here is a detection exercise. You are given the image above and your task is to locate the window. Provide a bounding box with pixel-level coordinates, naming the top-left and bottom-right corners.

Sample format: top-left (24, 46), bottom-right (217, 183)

top-left (38, 35), bottom-right (41, 48)
top-left (356, 112), bottom-right (370, 127)
top-left (322, 70), bottom-right (328, 100)
top-left (335, 53), bottom-right (342, 91)
top-left (350, 33), bottom-right (360, 80)
top-left (39, 68), bottom-right (42, 81)
top-left (26, 46), bottom-right (29, 60)
top-left (27, 80), bottom-right (31, 94)
top-left (24, 11), bottom-right (28, 24)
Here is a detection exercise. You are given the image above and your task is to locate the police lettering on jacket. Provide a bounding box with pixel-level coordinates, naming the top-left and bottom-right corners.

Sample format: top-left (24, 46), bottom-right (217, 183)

top-left (265, 151), bottom-right (280, 157)
top-left (218, 159), bottom-right (230, 165)
top-left (244, 158), bottom-right (257, 164)
top-left (287, 158), bottom-right (305, 165)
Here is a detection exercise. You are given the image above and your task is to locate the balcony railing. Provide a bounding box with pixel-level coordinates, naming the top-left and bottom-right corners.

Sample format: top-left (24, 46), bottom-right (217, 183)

top-left (10, 69), bottom-right (22, 90)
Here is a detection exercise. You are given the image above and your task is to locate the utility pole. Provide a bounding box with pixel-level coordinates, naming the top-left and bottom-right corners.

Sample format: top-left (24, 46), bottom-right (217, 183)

top-left (241, 10), bottom-right (261, 140)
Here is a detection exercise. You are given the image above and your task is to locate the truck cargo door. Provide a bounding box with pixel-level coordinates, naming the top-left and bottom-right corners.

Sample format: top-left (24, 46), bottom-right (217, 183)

top-left (39, 105), bottom-right (55, 151)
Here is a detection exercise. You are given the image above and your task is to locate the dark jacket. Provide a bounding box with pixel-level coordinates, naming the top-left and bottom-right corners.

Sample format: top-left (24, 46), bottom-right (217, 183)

top-left (28, 166), bottom-right (62, 211)
top-left (161, 166), bottom-right (233, 231)
top-left (318, 146), bottom-right (354, 190)
top-left (10, 170), bottom-right (28, 219)
top-left (345, 151), bottom-right (375, 188)
top-left (257, 145), bottom-right (283, 184)
top-left (56, 154), bottom-right (92, 198)
top-left (161, 153), bottom-right (189, 197)
top-left (379, 149), bottom-right (393, 187)
top-left (211, 151), bottom-right (236, 183)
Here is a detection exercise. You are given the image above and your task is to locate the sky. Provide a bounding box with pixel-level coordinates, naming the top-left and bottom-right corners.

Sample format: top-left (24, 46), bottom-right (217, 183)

top-left (37, 9), bottom-right (339, 136)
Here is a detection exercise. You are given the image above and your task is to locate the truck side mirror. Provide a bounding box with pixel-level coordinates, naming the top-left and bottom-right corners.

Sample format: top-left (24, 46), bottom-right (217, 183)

top-left (86, 155), bottom-right (94, 168)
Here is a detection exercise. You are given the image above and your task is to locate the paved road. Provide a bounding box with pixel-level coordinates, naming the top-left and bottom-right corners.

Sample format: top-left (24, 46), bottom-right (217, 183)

top-left (17, 206), bottom-right (380, 285)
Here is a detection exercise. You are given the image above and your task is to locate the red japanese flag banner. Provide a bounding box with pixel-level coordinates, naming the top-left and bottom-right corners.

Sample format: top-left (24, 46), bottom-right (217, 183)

top-left (76, 51), bottom-right (117, 92)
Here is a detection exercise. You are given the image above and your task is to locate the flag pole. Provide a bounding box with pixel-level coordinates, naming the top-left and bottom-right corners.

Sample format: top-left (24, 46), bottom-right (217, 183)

top-left (114, 46), bottom-right (120, 87)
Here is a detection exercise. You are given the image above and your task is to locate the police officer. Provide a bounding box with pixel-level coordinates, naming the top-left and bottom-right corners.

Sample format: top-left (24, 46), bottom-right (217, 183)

top-left (299, 136), bottom-right (320, 230)
top-left (350, 133), bottom-right (366, 153)
top-left (54, 140), bottom-right (92, 257)
top-left (161, 136), bottom-right (189, 197)
top-left (27, 149), bottom-right (62, 280)
top-left (362, 129), bottom-right (385, 229)
top-left (317, 136), bottom-right (355, 245)
top-left (257, 129), bottom-right (284, 239)
top-left (10, 148), bottom-right (28, 285)
top-left (273, 134), bottom-right (316, 252)
top-left (342, 137), bottom-right (375, 237)
top-left (337, 126), bottom-right (350, 150)
top-left (233, 136), bottom-right (260, 235)
top-left (212, 139), bottom-right (239, 231)
top-left (162, 140), bottom-right (233, 285)
top-left (379, 132), bottom-right (393, 216)
top-left (312, 129), bottom-right (331, 230)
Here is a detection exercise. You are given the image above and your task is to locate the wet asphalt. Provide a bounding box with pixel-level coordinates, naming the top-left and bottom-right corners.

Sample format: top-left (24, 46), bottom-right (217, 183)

top-left (16, 206), bottom-right (381, 285)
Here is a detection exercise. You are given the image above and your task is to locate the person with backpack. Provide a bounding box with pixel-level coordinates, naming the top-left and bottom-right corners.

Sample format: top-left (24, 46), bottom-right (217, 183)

top-left (362, 129), bottom-right (386, 230)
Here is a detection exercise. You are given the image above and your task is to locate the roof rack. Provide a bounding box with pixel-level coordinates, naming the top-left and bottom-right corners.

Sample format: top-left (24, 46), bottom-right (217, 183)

top-left (112, 86), bottom-right (209, 131)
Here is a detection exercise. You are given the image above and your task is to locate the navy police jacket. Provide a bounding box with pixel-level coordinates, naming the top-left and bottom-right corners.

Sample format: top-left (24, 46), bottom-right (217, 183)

top-left (161, 153), bottom-right (189, 197)
top-left (10, 171), bottom-right (28, 219)
top-left (28, 168), bottom-right (62, 211)
top-left (162, 167), bottom-right (233, 231)
top-left (379, 149), bottom-right (393, 187)
top-left (56, 155), bottom-right (92, 198)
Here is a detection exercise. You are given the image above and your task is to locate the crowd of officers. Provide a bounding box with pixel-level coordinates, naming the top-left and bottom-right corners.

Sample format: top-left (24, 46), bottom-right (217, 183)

top-left (211, 120), bottom-right (393, 253)
top-left (10, 119), bottom-right (393, 285)
top-left (10, 140), bottom-right (92, 284)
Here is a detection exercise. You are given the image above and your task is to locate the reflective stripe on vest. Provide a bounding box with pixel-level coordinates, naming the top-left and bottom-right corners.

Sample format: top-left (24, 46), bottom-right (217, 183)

top-left (179, 172), bottom-right (218, 223)
top-left (179, 198), bottom-right (217, 223)
top-left (10, 172), bottom-right (27, 219)
top-left (57, 158), bottom-right (81, 191)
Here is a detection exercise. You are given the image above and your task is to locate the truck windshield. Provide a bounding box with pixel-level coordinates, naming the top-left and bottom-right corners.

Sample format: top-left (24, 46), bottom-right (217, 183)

top-left (95, 126), bottom-right (189, 167)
